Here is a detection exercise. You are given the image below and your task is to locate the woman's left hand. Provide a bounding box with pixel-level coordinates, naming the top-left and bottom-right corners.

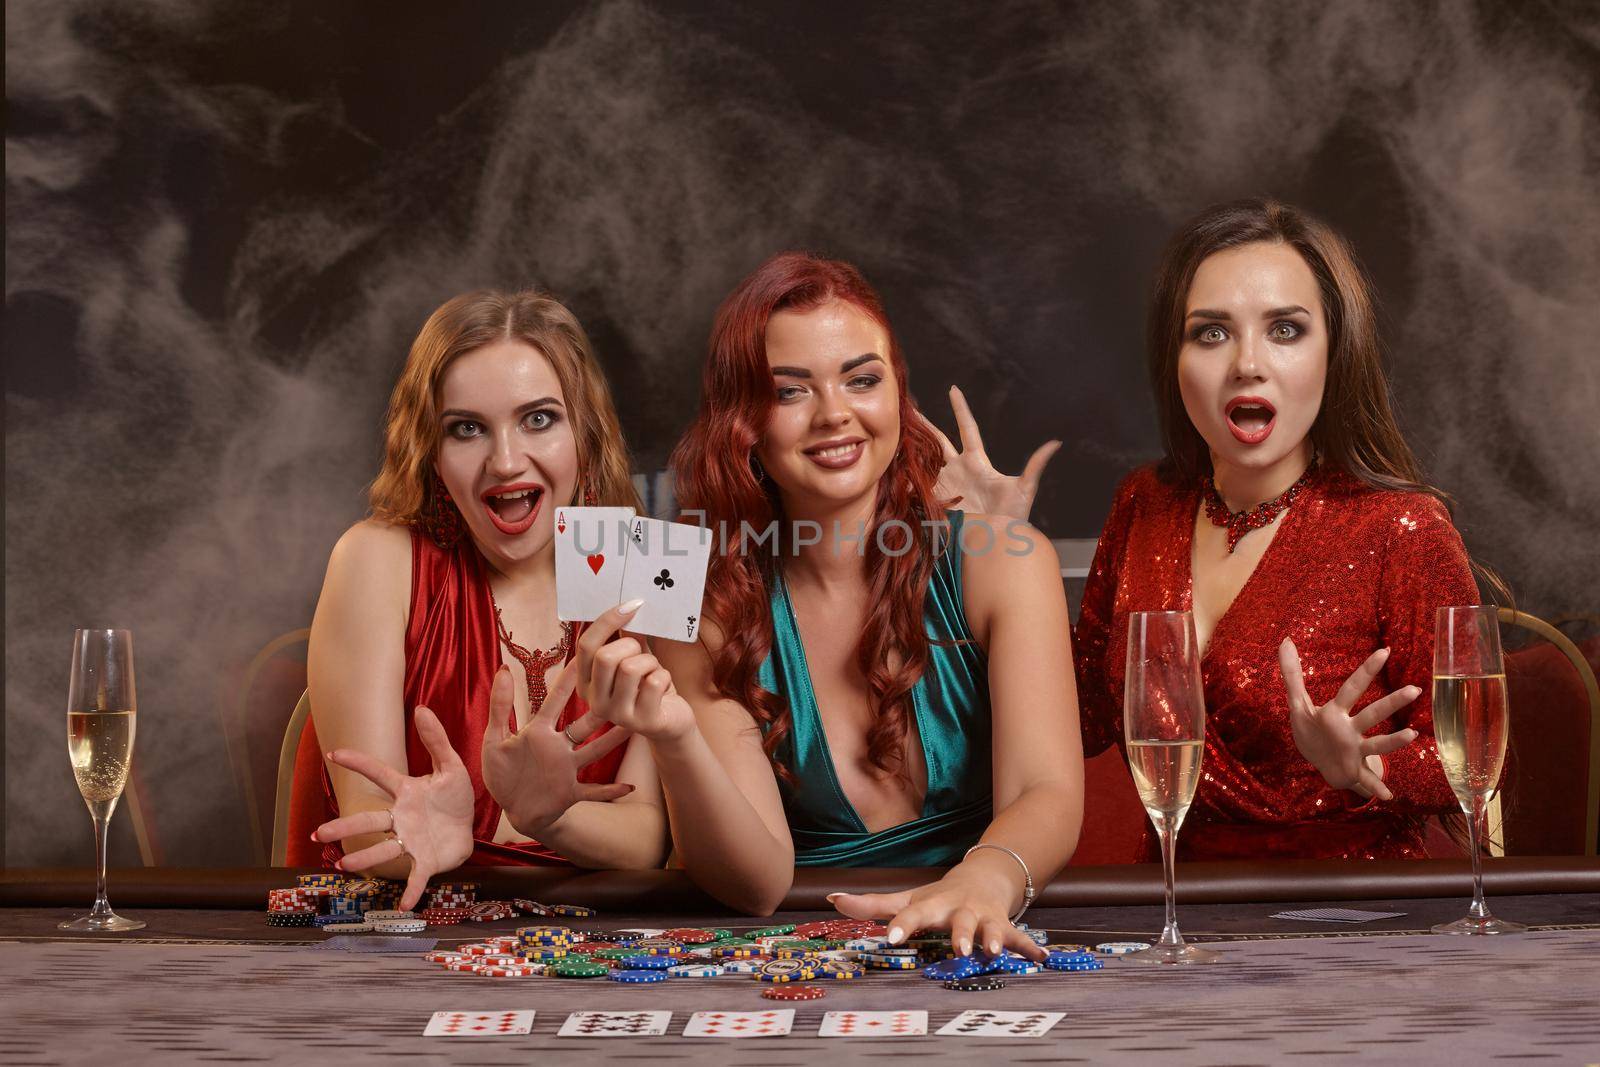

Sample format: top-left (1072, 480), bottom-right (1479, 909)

top-left (918, 385), bottom-right (1060, 523)
top-left (828, 866), bottom-right (1046, 961)
top-left (1279, 639), bottom-right (1422, 801)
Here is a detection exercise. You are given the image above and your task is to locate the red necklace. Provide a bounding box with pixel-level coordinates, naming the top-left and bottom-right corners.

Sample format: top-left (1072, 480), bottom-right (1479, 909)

top-left (1202, 464), bottom-right (1316, 553)
top-left (489, 590), bottom-right (574, 714)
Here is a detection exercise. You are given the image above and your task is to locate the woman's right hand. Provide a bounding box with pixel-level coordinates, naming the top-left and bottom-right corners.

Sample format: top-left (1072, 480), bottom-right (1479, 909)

top-left (313, 706), bottom-right (475, 910)
top-left (480, 660), bottom-right (636, 839)
top-left (576, 601), bottom-right (699, 744)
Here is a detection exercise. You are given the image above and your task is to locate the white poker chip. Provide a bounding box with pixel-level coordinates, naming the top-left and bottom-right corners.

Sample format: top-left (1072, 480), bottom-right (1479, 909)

top-left (843, 937), bottom-right (893, 951)
top-left (667, 963), bottom-right (725, 978)
top-left (1094, 941), bottom-right (1152, 955)
top-left (323, 921), bottom-right (375, 933)
top-left (374, 919), bottom-right (428, 934)
top-left (364, 910), bottom-right (416, 921)
top-left (721, 958), bottom-right (764, 975)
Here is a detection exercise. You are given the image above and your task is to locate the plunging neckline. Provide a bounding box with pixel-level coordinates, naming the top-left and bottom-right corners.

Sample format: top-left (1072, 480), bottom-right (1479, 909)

top-left (1180, 485), bottom-right (1302, 662)
top-left (774, 569), bottom-right (936, 835)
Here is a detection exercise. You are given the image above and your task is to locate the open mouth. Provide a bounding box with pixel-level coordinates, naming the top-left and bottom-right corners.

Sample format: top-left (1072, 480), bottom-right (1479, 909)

top-left (803, 438), bottom-right (866, 470)
top-left (1225, 396), bottom-right (1277, 445)
top-left (480, 483), bottom-right (544, 535)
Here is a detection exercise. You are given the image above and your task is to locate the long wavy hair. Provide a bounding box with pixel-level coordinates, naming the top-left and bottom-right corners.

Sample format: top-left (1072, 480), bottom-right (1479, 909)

top-left (369, 289), bottom-right (641, 525)
top-left (1148, 198), bottom-right (1510, 605)
top-left (670, 252), bottom-right (949, 782)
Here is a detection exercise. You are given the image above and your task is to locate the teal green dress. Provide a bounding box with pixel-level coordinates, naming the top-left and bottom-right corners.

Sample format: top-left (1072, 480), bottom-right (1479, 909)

top-left (756, 510), bottom-right (993, 866)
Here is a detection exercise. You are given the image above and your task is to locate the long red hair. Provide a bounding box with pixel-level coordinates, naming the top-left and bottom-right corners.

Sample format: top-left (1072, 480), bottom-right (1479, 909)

top-left (670, 252), bottom-right (949, 782)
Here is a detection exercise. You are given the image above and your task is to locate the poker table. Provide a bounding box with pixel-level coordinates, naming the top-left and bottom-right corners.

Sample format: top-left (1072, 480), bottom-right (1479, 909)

top-left (4, 858), bottom-right (1598, 1064)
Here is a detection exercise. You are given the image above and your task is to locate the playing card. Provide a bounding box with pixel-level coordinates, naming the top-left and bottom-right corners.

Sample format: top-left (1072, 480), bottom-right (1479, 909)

top-left (422, 1010), bottom-right (535, 1036)
top-left (818, 1010), bottom-right (928, 1037)
top-left (555, 506), bottom-right (636, 622)
top-left (936, 1010), bottom-right (1064, 1037)
top-left (682, 1009), bottom-right (794, 1038)
top-left (558, 1010), bottom-right (671, 1036)
top-left (1271, 908), bottom-right (1406, 923)
top-left (616, 517), bottom-right (712, 642)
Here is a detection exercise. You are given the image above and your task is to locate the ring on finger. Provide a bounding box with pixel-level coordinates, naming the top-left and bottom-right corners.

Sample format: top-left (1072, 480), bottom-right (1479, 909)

top-left (384, 808), bottom-right (396, 833)
top-left (562, 723), bottom-right (583, 747)
top-left (391, 833), bottom-right (408, 858)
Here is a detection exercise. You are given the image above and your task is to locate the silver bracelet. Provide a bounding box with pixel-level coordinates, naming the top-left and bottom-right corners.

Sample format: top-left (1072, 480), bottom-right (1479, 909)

top-left (963, 842), bottom-right (1035, 922)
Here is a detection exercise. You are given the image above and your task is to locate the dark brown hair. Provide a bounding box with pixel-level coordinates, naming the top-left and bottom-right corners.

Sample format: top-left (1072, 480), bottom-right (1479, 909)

top-left (1147, 198), bottom-right (1510, 605)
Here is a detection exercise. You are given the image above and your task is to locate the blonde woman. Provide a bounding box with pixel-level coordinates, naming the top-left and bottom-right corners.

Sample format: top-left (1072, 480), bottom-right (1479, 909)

top-left (305, 290), bottom-right (671, 907)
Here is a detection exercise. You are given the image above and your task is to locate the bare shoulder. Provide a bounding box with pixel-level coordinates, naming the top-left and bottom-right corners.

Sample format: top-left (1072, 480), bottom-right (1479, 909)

top-left (322, 519), bottom-right (413, 607)
top-left (957, 511), bottom-right (1061, 587)
top-left (957, 512), bottom-right (1066, 642)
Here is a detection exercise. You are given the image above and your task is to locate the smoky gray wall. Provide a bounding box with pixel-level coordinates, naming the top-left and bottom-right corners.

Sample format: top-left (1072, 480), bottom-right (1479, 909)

top-left (6, 0), bottom-right (1598, 866)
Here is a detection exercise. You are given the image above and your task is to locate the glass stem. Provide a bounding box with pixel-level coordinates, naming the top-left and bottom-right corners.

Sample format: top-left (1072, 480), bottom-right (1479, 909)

top-left (1467, 795), bottom-right (1491, 920)
top-left (90, 812), bottom-right (113, 917)
top-left (1157, 812), bottom-right (1183, 947)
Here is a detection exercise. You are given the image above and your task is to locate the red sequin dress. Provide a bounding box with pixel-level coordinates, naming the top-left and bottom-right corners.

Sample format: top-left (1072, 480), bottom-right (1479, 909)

top-left (1074, 464), bottom-right (1474, 861)
top-left (311, 530), bottom-right (628, 867)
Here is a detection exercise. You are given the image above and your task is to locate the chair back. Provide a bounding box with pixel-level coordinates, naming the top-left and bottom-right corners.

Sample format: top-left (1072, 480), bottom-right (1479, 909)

top-left (1497, 608), bottom-right (1600, 856)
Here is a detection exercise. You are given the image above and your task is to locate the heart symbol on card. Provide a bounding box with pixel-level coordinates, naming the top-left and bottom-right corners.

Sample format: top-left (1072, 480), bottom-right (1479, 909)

top-left (586, 554), bottom-right (605, 575)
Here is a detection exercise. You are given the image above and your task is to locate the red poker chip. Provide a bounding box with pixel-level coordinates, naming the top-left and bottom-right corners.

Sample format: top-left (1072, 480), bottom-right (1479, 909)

top-left (477, 964), bottom-right (543, 978)
top-left (662, 928), bottom-right (716, 944)
top-left (761, 985), bottom-right (826, 1001)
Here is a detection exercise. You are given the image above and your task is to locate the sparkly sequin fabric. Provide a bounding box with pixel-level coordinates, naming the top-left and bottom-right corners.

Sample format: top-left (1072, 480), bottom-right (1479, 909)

top-left (1075, 464), bottom-right (1475, 861)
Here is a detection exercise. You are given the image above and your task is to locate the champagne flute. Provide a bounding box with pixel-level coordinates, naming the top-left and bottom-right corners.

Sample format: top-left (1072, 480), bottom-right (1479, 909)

top-left (59, 628), bottom-right (146, 932)
top-left (1431, 605), bottom-right (1523, 936)
top-left (1123, 610), bottom-right (1219, 964)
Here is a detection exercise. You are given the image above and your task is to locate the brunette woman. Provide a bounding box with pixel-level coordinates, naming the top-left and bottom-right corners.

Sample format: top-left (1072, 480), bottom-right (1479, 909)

top-left (1075, 199), bottom-right (1487, 861)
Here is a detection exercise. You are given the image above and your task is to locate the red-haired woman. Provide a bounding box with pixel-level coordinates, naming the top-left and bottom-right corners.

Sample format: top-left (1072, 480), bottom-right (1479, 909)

top-left (630, 252), bottom-right (1082, 953)
top-left (1075, 199), bottom-right (1491, 861)
top-left (306, 291), bottom-right (671, 908)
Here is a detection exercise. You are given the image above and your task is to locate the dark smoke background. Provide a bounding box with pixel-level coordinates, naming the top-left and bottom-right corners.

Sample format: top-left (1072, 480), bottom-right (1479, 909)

top-left (6, 1), bottom-right (1598, 866)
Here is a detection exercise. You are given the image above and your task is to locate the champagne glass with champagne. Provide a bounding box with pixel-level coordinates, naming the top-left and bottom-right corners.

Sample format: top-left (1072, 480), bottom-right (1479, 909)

top-left (60, 628), bottom-right (145, 932)
top-left (1431, 605), bottom-right (1523, 936)
top-left (1123, 610), bottom-right (1219, 964)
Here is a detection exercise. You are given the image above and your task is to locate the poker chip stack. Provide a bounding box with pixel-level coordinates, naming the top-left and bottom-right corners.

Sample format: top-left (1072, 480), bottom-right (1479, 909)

top-left (264, 886), bottom-right (319, 927)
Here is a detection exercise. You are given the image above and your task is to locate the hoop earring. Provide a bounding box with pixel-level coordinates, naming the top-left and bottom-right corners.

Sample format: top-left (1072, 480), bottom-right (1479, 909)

top-left (423, 473), bottom-right (465, 549)
top-left (749, 454), bottom-right (766, 482)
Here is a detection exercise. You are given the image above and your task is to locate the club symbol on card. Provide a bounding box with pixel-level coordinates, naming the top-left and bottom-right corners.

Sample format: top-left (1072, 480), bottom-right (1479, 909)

top-left (632, 523), bottom-right (644, 545)
top-left (586, 553), bottom-right (605, 575)
top-left (653, 569), bottom-right (674, 590)
top-left (686, 614), bottom-right (696, 637)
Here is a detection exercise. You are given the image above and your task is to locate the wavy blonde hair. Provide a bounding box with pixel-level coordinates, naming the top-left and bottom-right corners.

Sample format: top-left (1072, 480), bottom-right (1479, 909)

top-left (369, 290), bottom-right (642, 524)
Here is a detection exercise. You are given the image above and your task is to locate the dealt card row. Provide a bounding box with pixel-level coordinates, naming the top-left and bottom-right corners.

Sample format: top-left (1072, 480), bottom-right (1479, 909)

top-left (554, 508), bottom-right (710, 643)
top-left (426, 1008), bottom-right (1065, 1038)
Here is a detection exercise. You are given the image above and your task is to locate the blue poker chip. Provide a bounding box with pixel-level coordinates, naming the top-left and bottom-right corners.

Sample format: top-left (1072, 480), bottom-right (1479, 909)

top-left (923, 956), bottom-right (984, 981)
top-left (621, 954), bottom-right (673, 970)
top-left (986, 955), bottom-right (1040, 975)
top-left (1044, 950), bottom-right (1101, 970)
top-left (609, 968), bottom-right (668, 983)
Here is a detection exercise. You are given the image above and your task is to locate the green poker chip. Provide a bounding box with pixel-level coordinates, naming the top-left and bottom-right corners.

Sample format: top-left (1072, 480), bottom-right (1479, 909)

top-left (550, 959), bottom-right (609, 978)
top-left (747, 924), bottom-right (797, 937)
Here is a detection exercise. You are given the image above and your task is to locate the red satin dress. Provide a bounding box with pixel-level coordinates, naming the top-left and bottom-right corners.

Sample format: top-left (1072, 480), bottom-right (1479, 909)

top-left (1074, 464), bottom-right (1474, 861)
top-left (314, 529), bottom-right (628, 867)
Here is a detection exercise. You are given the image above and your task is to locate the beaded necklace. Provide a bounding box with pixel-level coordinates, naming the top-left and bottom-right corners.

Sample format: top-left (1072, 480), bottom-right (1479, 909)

top-left (1202, 463), bottom-right (1317, 553)
top-left (489, 589), bottom-right (574, 715)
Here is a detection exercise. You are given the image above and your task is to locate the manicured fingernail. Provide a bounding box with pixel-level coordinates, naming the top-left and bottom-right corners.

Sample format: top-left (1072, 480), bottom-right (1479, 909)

top-left (989, 940), bottom-right (1001, 954)
top-left (958, 938), bottom-right (972, 956)
top-left (825, 893), bottom-right (843, 903)
top-left (620, 598), bottom-right (645, 614)
top-left (309, 831), bottom-right (319, 842)
top-left (333, 859), bottom-right (344, 871)
top-left (887, 926), bottom-right (905, 944)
